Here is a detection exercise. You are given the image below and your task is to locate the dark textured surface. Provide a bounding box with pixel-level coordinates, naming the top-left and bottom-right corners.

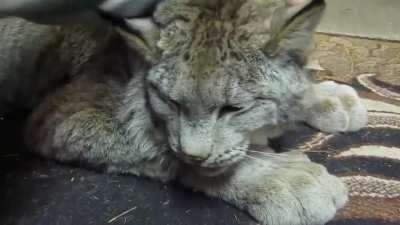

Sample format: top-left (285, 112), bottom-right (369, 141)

top-left (0, 116), bottom-right (254, 225)
top-left (0, 157), bottom-right (253, 225)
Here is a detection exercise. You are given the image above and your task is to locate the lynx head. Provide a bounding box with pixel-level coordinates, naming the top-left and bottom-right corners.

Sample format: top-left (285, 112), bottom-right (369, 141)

top-left (120, 0), bottom-right (325, 175)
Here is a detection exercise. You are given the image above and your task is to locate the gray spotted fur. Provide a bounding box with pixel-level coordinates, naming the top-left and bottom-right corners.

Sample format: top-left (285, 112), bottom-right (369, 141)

top-left (0, 0), bottom-right (367, 224)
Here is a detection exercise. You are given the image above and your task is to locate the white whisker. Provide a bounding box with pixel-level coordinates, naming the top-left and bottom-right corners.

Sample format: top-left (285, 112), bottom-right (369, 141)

top-left (246, 150), bottom-right (305, 160)
top-left (242, 155), bottom-right (279, 167)
top-left (246, 150), bottom-right (293, 156)
top-left (243, 154), bottom-right (302, 164)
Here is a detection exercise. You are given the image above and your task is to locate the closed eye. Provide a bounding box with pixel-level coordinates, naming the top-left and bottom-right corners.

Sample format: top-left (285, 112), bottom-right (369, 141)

top-left (148, 82), bottom-right (179, 109)
top-left (255, 96), bottom-right (275, 101)
top-left (218, 105), bottom-right (245, 118)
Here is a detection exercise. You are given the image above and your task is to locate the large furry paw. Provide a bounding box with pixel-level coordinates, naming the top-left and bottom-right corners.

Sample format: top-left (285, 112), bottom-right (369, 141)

top-left (242, 161), bottom-right (348, 225)
top-left (304, 81), bottom-right (368, 133)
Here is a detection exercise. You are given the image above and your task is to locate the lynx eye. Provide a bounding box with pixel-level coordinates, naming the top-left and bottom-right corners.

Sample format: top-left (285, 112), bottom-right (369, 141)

top-left (218, 105), bottom-right (244, 118)
top-left (148, 82), bottom-right (179, 109)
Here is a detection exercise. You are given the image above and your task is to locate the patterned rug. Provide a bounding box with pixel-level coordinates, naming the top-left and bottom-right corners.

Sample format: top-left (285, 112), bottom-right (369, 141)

top-left (277, 34), bottom-right (400, 225)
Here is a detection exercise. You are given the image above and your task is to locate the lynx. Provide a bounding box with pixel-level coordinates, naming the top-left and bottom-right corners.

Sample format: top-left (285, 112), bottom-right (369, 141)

top-left (0, 0), bottom-right (367, 224)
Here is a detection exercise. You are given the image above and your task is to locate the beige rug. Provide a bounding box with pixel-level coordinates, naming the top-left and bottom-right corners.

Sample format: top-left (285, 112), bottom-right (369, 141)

top-left (279, 34), bottom-right (400, 225)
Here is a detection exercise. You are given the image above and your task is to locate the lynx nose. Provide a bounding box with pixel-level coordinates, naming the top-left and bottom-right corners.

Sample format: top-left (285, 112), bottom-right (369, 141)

top-left (181, 146), bottom-right (211, 163)
top-left (180, 118), bottom-right (213, 164)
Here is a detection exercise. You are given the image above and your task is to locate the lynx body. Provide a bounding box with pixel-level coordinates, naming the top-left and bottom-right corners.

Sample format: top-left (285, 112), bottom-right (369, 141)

top-left (0, 1), bottom-right (367, 224)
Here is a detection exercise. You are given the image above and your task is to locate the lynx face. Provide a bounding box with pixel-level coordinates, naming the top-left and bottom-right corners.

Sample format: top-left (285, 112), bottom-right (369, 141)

top-left (147, 50), bottom-right (311, 172)
top-left (122, 0), bottom-right (324, 173)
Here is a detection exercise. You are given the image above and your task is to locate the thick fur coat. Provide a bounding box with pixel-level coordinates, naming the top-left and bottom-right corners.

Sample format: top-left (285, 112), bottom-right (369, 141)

top-left (0, 0), bottom-right (367, 224)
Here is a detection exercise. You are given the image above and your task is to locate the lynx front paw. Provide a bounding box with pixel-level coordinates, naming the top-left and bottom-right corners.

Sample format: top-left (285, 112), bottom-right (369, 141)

top-left (243, 162), bottom-right (348, 225)
top-left (305, 81), bottom-right (367, 133)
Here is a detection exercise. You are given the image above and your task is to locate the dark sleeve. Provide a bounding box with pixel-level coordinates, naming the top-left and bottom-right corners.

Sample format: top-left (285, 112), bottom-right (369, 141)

top-left (0, 0), bottom-right (160, 24)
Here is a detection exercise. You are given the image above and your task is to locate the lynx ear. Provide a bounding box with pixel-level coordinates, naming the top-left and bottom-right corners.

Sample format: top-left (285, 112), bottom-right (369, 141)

top-left (117, 18), bottom-right (161, 63)
top-left (264, 0), bottom-right (325, 66)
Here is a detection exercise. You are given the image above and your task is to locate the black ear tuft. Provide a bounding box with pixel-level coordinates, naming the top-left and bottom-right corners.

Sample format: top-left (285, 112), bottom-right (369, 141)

top-left (118, 18), bottom-right (161, 63)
